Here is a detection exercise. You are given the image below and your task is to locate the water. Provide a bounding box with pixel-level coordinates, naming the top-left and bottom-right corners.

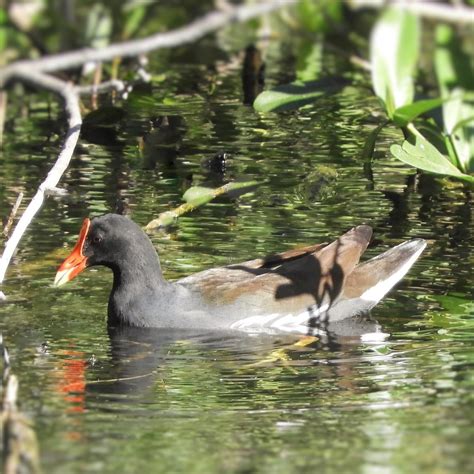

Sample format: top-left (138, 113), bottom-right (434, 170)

top-left (1, 24), bottom-right (474, 474)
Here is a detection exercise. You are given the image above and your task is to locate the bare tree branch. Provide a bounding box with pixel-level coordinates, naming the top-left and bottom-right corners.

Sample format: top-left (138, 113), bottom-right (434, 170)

top-left (0, 72), bottom-right (81, 285)
top-left (0, 1), bottom-right (296, 86)
top-left (75, 79), bottom-right (125, 96)
top-left (0, 1), bottom-right (295, 290)
top-left (347, 0), bottom-right (474, 24)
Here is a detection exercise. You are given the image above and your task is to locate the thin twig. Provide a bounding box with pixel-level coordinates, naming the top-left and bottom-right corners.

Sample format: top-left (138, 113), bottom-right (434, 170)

top-left (2, 192), bottom-right (24, 238)
top-left (0, 1), bottom-right (296, 86)
top-left (0, 72), bottom-right (81, 285)
top-left (347, 0), bottom-right (474, 24)
top-left (0, 0), bottom-right (294, 289)
top-left (75, 79), bottom-right (125, 96)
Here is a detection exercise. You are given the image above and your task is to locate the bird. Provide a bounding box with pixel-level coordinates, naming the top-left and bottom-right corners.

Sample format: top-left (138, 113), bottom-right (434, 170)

top-left (54, 214), bottom-right (426, 334)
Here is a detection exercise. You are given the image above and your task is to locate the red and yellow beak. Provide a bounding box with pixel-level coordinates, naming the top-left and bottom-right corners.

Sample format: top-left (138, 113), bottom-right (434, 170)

top-left (54, 218), bottom-right (91, 287)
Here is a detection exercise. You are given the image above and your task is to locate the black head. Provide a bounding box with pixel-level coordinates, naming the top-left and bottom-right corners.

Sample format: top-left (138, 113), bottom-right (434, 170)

top-left (54, 214), bottom-right (160, 286)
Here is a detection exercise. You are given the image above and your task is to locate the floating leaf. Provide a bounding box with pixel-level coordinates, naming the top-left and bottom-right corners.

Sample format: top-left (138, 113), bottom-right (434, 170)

top-left (183, 181), bottom-right (258, 205)
top-left (146, 181), bottom-right (259, 231)
top-left (253, 78), bottom-right (349, 113)
top-left (370, 8), bottom-right (420, 117)
top-left (182, 186), bottom-right (215, 207)
top-left (393, 98), bottom-right (445, 127)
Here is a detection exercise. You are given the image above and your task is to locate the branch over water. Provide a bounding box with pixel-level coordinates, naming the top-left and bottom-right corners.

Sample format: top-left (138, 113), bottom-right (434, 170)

top-left (0, 1), bottom-right (296, 289)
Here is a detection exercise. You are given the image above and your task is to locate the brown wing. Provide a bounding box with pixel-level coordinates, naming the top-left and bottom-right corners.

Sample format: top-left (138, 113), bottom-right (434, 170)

top-left (230, 242), bottom-right (328, 270)
top-left (179, 225), bottom-right (372, 314)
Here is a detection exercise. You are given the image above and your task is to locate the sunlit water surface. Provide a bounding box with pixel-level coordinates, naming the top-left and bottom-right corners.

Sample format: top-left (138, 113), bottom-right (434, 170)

top-left (1, 22), bottom-right (473, 474)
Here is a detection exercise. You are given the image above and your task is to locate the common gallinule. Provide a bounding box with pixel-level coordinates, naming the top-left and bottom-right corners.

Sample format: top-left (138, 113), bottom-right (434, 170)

top-left (54, 214), bottom-right (426, 332)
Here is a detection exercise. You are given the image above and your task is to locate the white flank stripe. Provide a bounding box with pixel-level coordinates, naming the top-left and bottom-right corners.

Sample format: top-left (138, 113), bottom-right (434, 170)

top-left (230, 303), bottom-right (330, 334)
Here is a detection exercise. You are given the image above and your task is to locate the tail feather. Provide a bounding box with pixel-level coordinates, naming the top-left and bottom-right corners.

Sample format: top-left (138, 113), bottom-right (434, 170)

top-left (327, 239), bottom-right (426, 321)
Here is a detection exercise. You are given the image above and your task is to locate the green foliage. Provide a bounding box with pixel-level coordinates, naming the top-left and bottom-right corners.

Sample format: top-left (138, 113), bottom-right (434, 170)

top-left (296, 42), bottom-right (323, 82)
top-left (369, 8), bottom-right (473, 182)
top-left (182, 186), bottom-right (217, 207)
top-left (146, 181), bottom-right (259, 231)
top-left (296, 0), bottom-right (343, 33)
top-left (183, 181), bottom-right (259, 206)
top-left (253, 78), bottom-right (348, 112)
top-left (370, 8), bottom-right (420, 118)
top-left (390, 131), bottom-right (474, 183)
top-left (84, 4), bottom-right (113, 48)
top-left (122, 2), bottom-right (147, 39)
top-left (392, 98), bottom-right (445, 127)
top-left (435, 25), bottom-right (474, 173)
top-left (435, 25), bottom-right (473, 92)
top-left (0, 7), bottom-right (6, 53)
top-left (295, 166), bottom-right (338, 205)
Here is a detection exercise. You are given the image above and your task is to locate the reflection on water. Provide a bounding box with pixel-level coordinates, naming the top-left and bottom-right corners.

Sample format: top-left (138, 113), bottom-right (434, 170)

top-left (4, 309), bottom-right (473, 473)
top-left (1, 20), bottom-right (473, 474)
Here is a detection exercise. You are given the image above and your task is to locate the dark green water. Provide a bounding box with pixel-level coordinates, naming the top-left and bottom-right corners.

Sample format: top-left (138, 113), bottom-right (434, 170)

top-left (1, 25), bottom-right (474, 474)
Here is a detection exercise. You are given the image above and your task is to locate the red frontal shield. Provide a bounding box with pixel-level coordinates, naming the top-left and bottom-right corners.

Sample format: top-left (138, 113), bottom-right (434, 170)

top-left (54, 218), bottom-right (90, 287)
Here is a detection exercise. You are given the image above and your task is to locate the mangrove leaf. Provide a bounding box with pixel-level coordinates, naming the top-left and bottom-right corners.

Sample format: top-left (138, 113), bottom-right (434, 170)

top-left (390, 133), bottom-right (474, 183)
top-left (370, 8), bottom-right (420, 117)
top-left (393, 98), bottom-right (445, 127)
top-left (435, 25), bottom-right (474, 172)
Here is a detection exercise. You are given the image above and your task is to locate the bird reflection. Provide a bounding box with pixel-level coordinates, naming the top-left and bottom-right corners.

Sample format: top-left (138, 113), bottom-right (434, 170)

top-left (84, 317), bottom-right (386, 405)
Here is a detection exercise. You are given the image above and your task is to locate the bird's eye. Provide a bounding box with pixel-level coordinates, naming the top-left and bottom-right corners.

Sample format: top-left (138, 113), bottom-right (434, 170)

top-left (92, 235), bottom-right (103, 244)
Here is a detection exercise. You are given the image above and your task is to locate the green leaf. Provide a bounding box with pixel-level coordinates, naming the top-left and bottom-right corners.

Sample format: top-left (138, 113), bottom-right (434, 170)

top-left (452, 115), bottom-right (474, 134)
top-left (145, 181), bottom-right (259, 231)
top-left (296, 0), bottom-right (343, 33)
top-left (296, 42), bottom-right (323, 82)
top-left (444, 95), bottom-right (474, 172)
top-left (0, 8), bottom-right (7, 53)
top-left (182, 186), bottom-right (215, 207)
top-left (85, 4), bottom-right (112, 49)
top-left (183, 181), bottom-right (258, 206)
top-left (370, 8), bottom-right (420, 117)
top-left (253, 78), bottom-right (349, 113)
top-left (435, 25), bottom-right (473, 95)
top-left (416, 121), bottom-right (452, 163)
top-left (393, 98), bottom-right (445, 127)
top-left (122, 5), bottom-right (146, 40)
top-left (390, 133), bottom-right (474, 183)
top-left (435, 25), bottom-right (474, 172)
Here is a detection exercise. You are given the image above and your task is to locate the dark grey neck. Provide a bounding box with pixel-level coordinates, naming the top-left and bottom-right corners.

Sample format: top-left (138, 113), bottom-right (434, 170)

top-left (106, 238), bottom-right (173, 327)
